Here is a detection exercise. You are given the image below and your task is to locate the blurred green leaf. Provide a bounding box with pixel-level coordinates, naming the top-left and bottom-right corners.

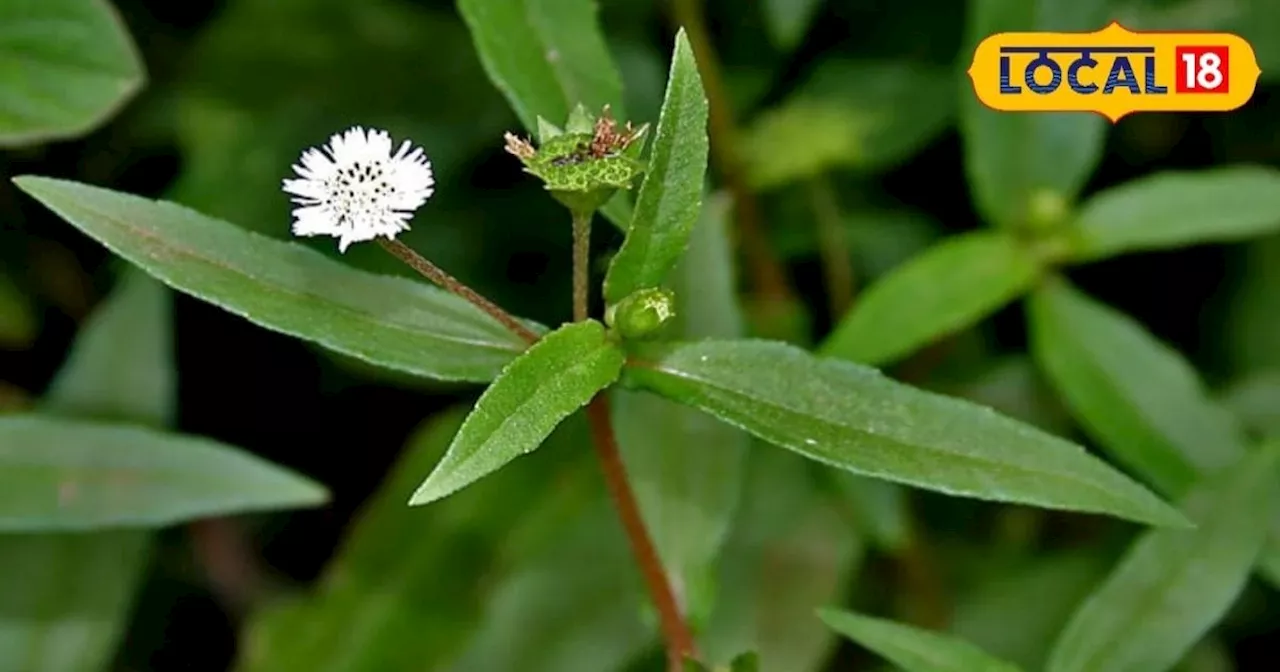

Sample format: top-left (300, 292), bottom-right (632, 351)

top-left (949, 551), bottom-right (1112, 670)
top-left (1029, 278), bottom-right (1248, 496)
top-left (604, 30), bottom-right (709, 305)
top-left (0, 268), bottom-right (170, 672)
top-left (760, 0), bottom-right (823, 51)
top-left (457, 0), bottom-right (625, 132)
top-left (769, 207), bottom-right (942, 279)
top-left (1221, 371), bottom-right (1280, 438)
top-left (0, 272), bottom-right (35, 349)
top-left (444, 503), bottom-right (651, 672)
top-left (819, 608), bottom-right (1023, 672)
top-left (700, 447), bottom-right (863, 671)
top-left (821, 231), bottom-right (1040, 366)
top-left (0, 0), bottom-right (143, 145)
top-left (1047, 444), bottom-right (1280, 672)
top-left (13, 176), bottom-right (535, 383)
top-left (1224, 235), bottom-right (1280, 374)
top-left (242, 409), bottom-right (597, 672)
top-left (1066, 167), bottom-right (1280, 262)
top-left (43, 271), bottom-right (173, 426)
top-left (625, 339), bottom-right (1188, 527)
top-left (951, 356), bottom-right (1073, 436)
top-left (0, 415), bottom-right (326, 531)
top-left (959, 0), bottom-right (1108, 229)
top-left (410, 320), bottom-right (623, 506)
top-left (743, 61), bottom-right (953, 190)
top-left (0, 530), bottom-right (150, 672)
top-left (826, 473), bottom-right (910, 553)
top-left (1173, 638), bottom-right (1236, 672)
top-left (1116, 0), bottom-right (1280, 81)
top-left (614, 193), bottom-right (748, 620)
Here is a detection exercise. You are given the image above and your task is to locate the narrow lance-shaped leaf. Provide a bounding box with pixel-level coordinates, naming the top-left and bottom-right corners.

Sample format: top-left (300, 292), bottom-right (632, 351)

top-left (822, 231), bottom-right (1040, 367)
top-left (959, 0), bottom-right (1109, 229)
top-left (604, 30), bottom-right (709, 305)
top-left (819, 608), bottom-right (1024, 672)
top-left (625, 339), bottom-right (1188, 528)
top-left (1065, 167), bottom-right (1280, 262)
top-left (0, 0), bottom-right (144, 146)
top-left (457, 0), bottom-right (625, 132)
top-left (0, 268), bottom-right (168, 672)
top-left (0, 415), bottom-right (327, 531)
top-left (410, 320), bottom-right (624, 505)
top-left (13, 177), bottom-right (535, 383)
top-left (614, 193), bottom-right (749, 621)
top-left (1046, 444), bottom-right (1280, 672)
top-left (1029, 277), bottom-right (1248, 496)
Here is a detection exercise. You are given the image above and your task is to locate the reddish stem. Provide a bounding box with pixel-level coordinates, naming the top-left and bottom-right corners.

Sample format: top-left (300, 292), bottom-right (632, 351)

top-left (586, 395), bottom-right (698, 670)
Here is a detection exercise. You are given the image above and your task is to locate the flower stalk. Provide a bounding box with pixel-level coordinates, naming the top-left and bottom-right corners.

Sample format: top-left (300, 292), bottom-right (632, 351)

top-left (376, 238), bottom-right (539, 345)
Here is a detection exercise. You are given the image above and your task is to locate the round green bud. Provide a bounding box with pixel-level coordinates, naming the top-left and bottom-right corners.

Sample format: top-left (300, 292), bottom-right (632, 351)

top-left (606, 288), bottom-right (677, 340)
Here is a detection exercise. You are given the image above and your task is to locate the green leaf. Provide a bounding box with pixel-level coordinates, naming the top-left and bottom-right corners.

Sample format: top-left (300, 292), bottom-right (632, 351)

top-left (0, 0), bottom-right (144, 145)
top-left (614, 193), bottom-right (748, 621)
top-left (0, 415), bottom-right (327, 531)
top-left (1046, 444), bottom-right (1280, 672)
top-left (1029, 278), bottom-right (1249, 497)
top-left (13, 176), bottom-right (535, 383)
top-left (700, 447), bottom-right (863, 671)
top-left (1221, 371), bottom-right (1280, 439)
top-left (240, 409), bottom-right (598, 672)
top-left (0, 267), bottom-right (170, 672)
top-left (0, 531), bottom-right (151, 672)
top-left (760, 0), bottom-right (823, 51)
top-left (949, 551), bottom-right (1112, 670)
top-left (959, 0), bottom-right (1108, 229)
top-left (0, 271), bottom-right (35, 349)
top-left (625, 339), bottom-right (1188, 527)
top-left (603, 30), bottom-right (709, 305)
top-left (821, 231), bottom-right (1040, 366)
top-left (743, 61), bottom-right (953, 190)
top-left (457, 0), bottom-right (625, 132)
top-left (819, 608), bottom-right (1024, 672)
top-left (1065, 167), bottom-right (1280, 262)
top-left (44, 270), bottom-right (174, 426)
top-left (410, 320), bottom-right (624, 505)
top-left (445, 502), bottom-right (652, 672)
top-left (826, 473), bottom-right (910, 552)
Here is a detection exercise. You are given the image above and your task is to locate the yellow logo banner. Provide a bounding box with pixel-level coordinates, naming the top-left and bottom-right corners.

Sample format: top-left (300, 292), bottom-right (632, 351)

top-left (967, 22), bottom-right (1261, 121)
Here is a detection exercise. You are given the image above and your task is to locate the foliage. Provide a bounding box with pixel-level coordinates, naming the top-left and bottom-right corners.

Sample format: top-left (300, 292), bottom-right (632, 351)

top-left (1, 0), bottom-right (1279, 670)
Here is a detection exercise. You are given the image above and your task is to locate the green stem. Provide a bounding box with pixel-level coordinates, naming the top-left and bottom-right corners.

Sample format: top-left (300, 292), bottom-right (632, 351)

top-left (570, 209), bottom-right (696, 670)
top-left (572, 211), bottom-right (592, 322)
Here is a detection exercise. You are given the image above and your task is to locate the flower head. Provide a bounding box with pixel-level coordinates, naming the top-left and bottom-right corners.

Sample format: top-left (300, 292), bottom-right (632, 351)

top-left (504, 105), bottom-right (648, 216)
top-left (282, 126), bottom-right (434, 252)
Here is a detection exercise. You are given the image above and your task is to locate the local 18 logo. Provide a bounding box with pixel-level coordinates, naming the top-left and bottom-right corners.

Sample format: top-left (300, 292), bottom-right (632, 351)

top-left (967, 22), bottom-right (1262, 121)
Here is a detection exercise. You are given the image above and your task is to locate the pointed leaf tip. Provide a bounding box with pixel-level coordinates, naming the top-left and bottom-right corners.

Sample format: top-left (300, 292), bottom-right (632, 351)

top-left (409, 321), bottom-right (624, 506)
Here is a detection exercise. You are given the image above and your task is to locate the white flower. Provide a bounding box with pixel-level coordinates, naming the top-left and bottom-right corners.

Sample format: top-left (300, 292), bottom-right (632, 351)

top-left (282, 126), bottom-right (435, 252)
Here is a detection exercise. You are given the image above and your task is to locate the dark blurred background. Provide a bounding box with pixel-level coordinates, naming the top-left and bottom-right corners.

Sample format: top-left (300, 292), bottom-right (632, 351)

top-left (2, 0), bottom-right (1279, 669)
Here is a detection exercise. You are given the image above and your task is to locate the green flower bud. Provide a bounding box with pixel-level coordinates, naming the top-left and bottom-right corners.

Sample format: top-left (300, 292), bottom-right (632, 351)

top-left (504, 105), bottom-right (649, 216)
top-left (606, 287), bottom-right (677, 340)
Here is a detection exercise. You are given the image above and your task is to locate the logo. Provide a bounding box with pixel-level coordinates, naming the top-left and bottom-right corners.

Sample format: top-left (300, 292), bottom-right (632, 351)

top-left (967, 22), bottom-right (1261, 121)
